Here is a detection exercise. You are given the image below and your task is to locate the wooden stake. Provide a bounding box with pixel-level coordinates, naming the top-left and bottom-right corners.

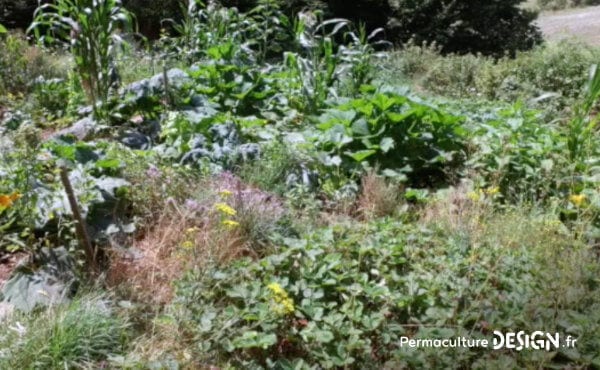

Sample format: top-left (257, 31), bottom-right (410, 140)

top-left (59, 166), bottom-right (97, 273)
top-left (163, 65), bottom-right (172, 107)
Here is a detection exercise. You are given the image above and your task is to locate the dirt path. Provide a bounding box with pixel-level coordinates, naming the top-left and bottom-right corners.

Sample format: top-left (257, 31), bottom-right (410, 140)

top-left (537, 5), bottom-right (600, 46)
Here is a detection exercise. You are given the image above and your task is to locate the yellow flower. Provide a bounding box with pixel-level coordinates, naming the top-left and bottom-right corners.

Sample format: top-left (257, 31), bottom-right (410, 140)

top-left (267, 283), bottom-right (295, 315)
top-left (181, 240), bottom-right (194, 249)
top-left (186, 227), bottom-right (199, 234)
top-left (273, 297), bottom-right (295, 315)
top-left (485, 186), bottom-right (500, 196)
top-left (467, 190), bottom-right (482, 202)
top-left (267, 282), bottom-right (285, 296)
top-left (569, 194), bottom-right (586, 207)
top-left (222, 220), bottom-right (240, 228)
top-left (214, 202), bottom-right (236, 216)
top-left (219, 190), bottom-right (233, 198)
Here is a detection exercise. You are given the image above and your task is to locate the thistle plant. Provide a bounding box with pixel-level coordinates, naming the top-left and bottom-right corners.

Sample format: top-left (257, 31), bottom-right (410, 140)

top-left (28, 0), bottom-right (132, 120)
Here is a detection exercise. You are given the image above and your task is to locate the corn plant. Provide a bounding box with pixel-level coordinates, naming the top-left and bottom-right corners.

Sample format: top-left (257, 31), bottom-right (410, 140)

top-left (164, 0), bottom-right (250, 64)
top-left (28, 0), bottom-right (132, 120)
top-left (567, 64), bottom-right (600, 167)
top-left (338, 24), bottom-right (388, 96)
top-left (245, 0), bottom-right (293, 62)
top-left (283, 12), bottom-right (350, 114)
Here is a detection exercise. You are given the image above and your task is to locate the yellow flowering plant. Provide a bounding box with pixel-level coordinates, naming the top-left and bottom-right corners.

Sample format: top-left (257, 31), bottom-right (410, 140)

top-left (266, 282), bottom-right (295, 315)
top-left (214, 202), bottom-right (237, 217)
top-left (214, 200), bottom-right (240, 230)
top-left (222, 219), bottom-right (240, 228)
top-left (569, 193), bottom-right (586, 208)
top-left (219, 189), bottom-right (233, 198)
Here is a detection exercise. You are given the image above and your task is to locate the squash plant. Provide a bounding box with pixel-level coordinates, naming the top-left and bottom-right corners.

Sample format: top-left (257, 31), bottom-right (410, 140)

top-left (314, 89), bottom-right (466, 186)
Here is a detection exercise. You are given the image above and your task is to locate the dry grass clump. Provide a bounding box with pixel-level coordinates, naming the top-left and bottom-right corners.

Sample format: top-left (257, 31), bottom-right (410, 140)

top-left (421, 180), bottom-right (573, 250)
top-left (106, 209), bottom-right (190, 305)
top-left (420, 180), bottom-right (488, 234)
top-left (106, 202), bottom-right (247, 306)
top-left (356, 170), bottom-right (403, 219)
top-left (107, 172), bottom-right (286, 306)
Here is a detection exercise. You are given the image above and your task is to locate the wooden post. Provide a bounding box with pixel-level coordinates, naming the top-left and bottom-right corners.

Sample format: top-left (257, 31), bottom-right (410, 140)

top-left (59, 167), bottom-right (97, 273)
top-left (163, 65), bottom-right (172, 107)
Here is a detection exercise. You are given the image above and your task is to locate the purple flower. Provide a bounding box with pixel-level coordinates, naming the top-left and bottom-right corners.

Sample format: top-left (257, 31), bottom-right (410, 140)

top-left (146, 165), bottom-right (161, 179)
top-left (185, 199), bottom-right (201, 212)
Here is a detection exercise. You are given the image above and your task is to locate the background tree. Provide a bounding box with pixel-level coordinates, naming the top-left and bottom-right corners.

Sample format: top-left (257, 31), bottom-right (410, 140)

top-left (1, 0), bottom-right (542, 56)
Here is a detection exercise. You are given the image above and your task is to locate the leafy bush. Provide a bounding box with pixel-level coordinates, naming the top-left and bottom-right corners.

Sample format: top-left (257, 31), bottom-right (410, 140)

top-left (0, 32), bottom-right (67, 95)
top-left (383, 40), bottom-right (600, 108)
top-left (313, 89), bottom-right (466, 187)
top-left (0, 136), bottom-right (135, 259)
top-left (464, 65), bottom-right (600, 205)
top-left (154, 110), bottom-right (264, 170)
top-left (32, 77), bottom-right (72, 118)
top-left (466, 103), bottom-right (567, 203)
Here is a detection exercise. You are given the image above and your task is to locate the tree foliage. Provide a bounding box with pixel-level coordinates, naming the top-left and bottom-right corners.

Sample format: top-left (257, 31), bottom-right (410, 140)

top-left (217, 0), bottom-right (542, 56)
top-left (0, 0), bottom-right (542, 56)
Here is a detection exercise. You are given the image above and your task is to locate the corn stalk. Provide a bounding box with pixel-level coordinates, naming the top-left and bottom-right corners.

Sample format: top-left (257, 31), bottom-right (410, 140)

top-left (28, 0), bottom-right (132, 120)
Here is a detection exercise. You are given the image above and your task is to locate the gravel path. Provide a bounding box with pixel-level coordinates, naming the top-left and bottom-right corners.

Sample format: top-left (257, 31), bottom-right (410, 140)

top-left (537, 5), bottom-right (600, 45)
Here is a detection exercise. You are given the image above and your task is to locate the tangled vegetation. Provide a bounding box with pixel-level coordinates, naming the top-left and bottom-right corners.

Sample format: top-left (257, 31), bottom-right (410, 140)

top-left (1, 0), bottom-right (600, 369)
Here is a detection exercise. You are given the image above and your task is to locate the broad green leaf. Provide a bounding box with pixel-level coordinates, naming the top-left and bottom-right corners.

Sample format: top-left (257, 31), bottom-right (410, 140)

top-left (351, 118), bottom-right (370, 135)
top-left (382, 168), bottom-right (409, 181)
top-left (380, 137), bottom-right (395, 153)
top-left (346, 150), bottom-right (376, 162)
top-left (315, 330), bottom-right (335, 343)
top-left (386, 111), bottom-right (413, 123)
top-left (95, 158), bottom-right (121, 169)
top-left (371, 94), bottom-right (395, 111)
top-left (232, 331), bottom-right (277, 349)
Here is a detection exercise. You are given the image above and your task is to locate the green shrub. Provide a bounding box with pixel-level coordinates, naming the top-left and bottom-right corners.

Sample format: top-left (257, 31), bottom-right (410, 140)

top-left (382, 40), bottom-right (600, 108)
top-left (313, 89), bottom-right (466, 187)
top-left (0, 32), bottom-right (67, 95)
top-left (32, 77), bottom-right (72, 118)
top-left (463, 65), bottom-right (600, 205)
top-left (466, 103), bottom-right (568, 203)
